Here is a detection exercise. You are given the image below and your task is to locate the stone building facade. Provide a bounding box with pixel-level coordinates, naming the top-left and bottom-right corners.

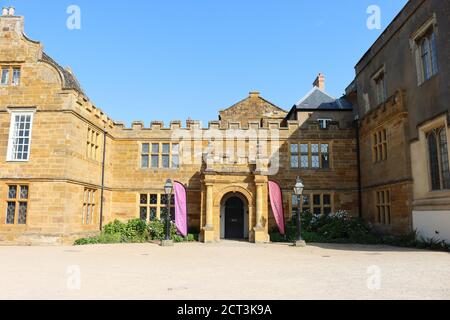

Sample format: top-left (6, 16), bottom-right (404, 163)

top-left (347, 0), bottom-right (450, 239)
top-left (0, 9), bottom-right (358, 244)
top-left (0, 0), bottom-right (448, 245)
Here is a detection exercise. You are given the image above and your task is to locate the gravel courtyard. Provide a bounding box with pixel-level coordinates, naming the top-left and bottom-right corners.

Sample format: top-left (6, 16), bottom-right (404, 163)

top-left (0, 241), bottom-right (449, 300)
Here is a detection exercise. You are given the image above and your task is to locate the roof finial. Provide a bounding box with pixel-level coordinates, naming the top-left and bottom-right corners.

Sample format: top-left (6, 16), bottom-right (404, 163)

top-left (2, 7), bottom-right (8, 16)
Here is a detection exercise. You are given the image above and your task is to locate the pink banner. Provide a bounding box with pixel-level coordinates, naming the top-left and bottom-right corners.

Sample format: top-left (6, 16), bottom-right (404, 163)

top-left (174, 181), bottom-right (188, 237)
top-left (268, 181), bottom-right (285, 235)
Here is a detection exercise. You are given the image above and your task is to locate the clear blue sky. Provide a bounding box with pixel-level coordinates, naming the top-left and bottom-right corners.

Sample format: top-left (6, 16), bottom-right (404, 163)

top-left (4, 0), bottom-right (408, 125)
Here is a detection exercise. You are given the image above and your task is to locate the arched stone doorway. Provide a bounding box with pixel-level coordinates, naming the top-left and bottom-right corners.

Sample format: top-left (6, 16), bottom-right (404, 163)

top-left (220, 192), bottom-right (249, 240)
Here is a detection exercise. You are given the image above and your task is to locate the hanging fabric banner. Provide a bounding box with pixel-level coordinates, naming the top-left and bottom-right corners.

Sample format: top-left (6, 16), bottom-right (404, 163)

top-left (268, 181), bottom-right (285, 235)
top-left (174, 181), bottom-right (188, 237)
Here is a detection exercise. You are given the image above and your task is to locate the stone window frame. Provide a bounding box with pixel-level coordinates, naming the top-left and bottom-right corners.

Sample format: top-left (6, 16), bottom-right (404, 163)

top-left (289, 142), bottom-right (331, 170)
top-left (82, 188), bottom-right (97, 225)
top-left (138, 193), bottom-right (175, 222)
top-left (372, 127), bottom-right (387, 163)
top-left (375, 189), bottom-right (391, 225)
top-left (86, 127), bottom-right (100, 161)
top-left (0, 65), bottom-right (21, 86)
top-left (290, 192), bottom-right (333, 217)
top-left (140, 142), bottom-right (180, 170)
top-left (426, 126), bottom-right (450, 191)
top-left (372, 66), bottom-right (387, 106)
top-left (5, 184), bottom-right (29, 225)
top-left (411, 15), bottom-right (439, 86)
top-left (6, 109), bottom-right (35, 162)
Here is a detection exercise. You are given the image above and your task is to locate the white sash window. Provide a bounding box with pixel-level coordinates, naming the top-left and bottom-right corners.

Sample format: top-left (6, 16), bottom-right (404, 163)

top-left (7, 111), bottom-right (34, 162)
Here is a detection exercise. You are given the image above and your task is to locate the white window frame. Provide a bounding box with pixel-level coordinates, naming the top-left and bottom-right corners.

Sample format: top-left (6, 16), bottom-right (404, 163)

top-left (6, 110), bottom-right (35, 162)
top-left (318, 118), bottom-right (332, 129)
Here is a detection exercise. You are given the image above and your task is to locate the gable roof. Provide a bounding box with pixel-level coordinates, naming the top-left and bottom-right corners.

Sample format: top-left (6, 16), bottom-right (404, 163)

top-left (294, 87), bottom-right (352, 111)
top-left (221, 93), bottom-right (287, 114)
top-left (40, 52), bottom-right (85, 96)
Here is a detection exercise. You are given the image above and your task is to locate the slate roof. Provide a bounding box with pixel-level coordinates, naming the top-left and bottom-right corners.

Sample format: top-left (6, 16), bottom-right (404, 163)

top-left (294, 87), bottom-right (352, 111)
top-left (40, 52), bottom-right (85, 95)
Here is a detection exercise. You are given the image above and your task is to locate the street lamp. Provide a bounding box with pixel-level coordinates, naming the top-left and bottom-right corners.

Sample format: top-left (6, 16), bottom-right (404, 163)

top-left (161, 179), bottom-right (174, 247)
top-left (293, 177), bottom-right (306, 247)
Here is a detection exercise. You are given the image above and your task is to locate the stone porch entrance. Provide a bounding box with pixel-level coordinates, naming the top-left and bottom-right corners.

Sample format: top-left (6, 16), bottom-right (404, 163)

top-left (199, 161), bottom-right (270, 243)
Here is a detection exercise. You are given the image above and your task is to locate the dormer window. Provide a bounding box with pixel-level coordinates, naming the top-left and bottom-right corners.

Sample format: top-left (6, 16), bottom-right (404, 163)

top-left (318, 119), bottom-right (332, 129)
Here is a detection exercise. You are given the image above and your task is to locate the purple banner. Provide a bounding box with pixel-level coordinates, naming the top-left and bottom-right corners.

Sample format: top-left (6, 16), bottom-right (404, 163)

top-left (268, 181), bottom-right (285, 235)
top-left (174, 181), bottom-right (188, 237)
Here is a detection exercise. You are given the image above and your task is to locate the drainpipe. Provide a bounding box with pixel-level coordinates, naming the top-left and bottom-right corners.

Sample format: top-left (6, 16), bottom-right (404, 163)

top-left (99, 129), bottom-right (107, 231)
top-left (355, 116), bottom-right (362, 218)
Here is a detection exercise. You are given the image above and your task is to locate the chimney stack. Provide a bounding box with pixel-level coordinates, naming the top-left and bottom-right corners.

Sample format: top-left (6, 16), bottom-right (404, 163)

top-left (313, 73), bottom-right (325, 91)
top-left (2, 7), bottom-right (15, 16)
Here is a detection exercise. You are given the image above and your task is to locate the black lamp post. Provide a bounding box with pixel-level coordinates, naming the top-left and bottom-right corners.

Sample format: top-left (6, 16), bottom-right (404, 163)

top-left (163, 179), bottom-right (173, 243)
top-left (293, 177), bottom-right (306, 247)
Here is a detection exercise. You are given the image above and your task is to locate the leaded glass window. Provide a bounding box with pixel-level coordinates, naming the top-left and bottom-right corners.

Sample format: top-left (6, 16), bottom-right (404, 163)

top-left (141, 143), bottom-right (150, 168)
top-left (139, 193), bottom-right (173, 222)
top-left (376, 190), bottom-right (391, 225)
top-left (12, 68), bottom-right (20, 86)
top-left (6, 185), bottom-right (28, 225)
top-left (428, 127), bottom-right (450, 191)
top-left (417, 28), bottom-right (438, 83)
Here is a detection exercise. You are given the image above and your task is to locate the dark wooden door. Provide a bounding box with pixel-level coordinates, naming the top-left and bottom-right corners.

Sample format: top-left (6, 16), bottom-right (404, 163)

top-left (225, 197), bottom-right (244, 239)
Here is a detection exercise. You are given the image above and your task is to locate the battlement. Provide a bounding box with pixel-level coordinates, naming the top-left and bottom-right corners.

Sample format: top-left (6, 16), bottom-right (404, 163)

top-left (110, 119), bottom-right (350, 133)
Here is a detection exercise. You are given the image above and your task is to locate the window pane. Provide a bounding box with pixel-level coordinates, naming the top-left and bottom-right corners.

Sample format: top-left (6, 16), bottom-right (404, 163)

top-left (300, 144), bottom-right (308, 153)
top-left (172, 155), bottom-right (180, 168)
top-left (140, 207), bottom-right (147, 221)
top-left (290, 144), bottom-right (298, 154)
top-left (140, 194), bottom-right (148, 205)
top-left (292, 194), bottom-right (299, 206)
top-left (162, 143), bottom-right (170, 154)
top-left (162, 155), bottom-right (170, 168)
top-left (302, 195), bottom-right (310, 206)
top-left (6, 202), bottom-right (15, 224)
top-left (300, 155), bottom-right (309, 168)
top-left (430, 31), bottom-right (438, 75)
top-left (151, 143), bottom-right (159, 154)
top-left (141, 155), bottom-right (149, 168)
top-left (160, 194), bottom-right (168, 205)
top-left (20, 186), bottom-right (29, 199)
top-left (421, 38), bottom-right (431, 80)
top-left (313, 195), bottom-right (321, 205)
top-left (8, 185), bottom-right (17, 199)
top-left (313, 207), bottom-right (322, 215)
top-left (1, 68), bottom-right (9, 85)
top-left (151, 155), bottom-right (159, 168)
top-left (290, 155), bottom-right (299, 168)
top-left (12, 68), bottom-right (20, 86)
top-left (172, 144), bottom-right (179, 155)
top-left (18, 202), bottom-right (27, 224)
top-left (428, 133), bottom-right (440, 190)
top-left (170, 207), bottom-right (175, 221)
top-left (142, 143), bottom-right (149, 154)
top-left (438, 129), bottom-right (450, 189)
top-left (311, 155), bottom-right (320, 168)
top-left (324, 207), bottom-right (332, 216)
top-left (323, 194), bottom-right (331, 205)
top-left (321, 154), bottom-right (329, 169)
top-left (311, 144), bottom-right (319, 154)
top-left (150, 208), bottom-right (157, 221)
top-left (150, 194), bottom-right (158, 205)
